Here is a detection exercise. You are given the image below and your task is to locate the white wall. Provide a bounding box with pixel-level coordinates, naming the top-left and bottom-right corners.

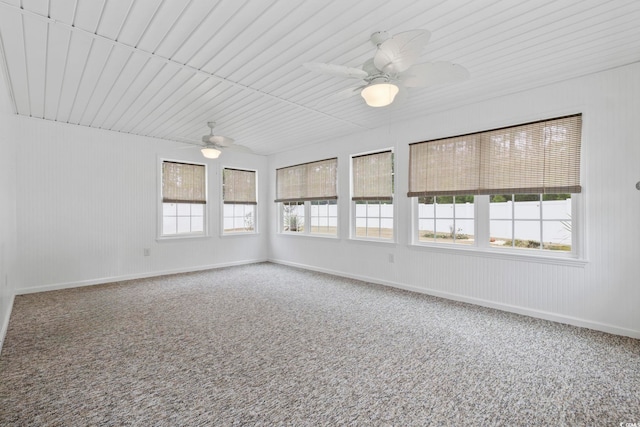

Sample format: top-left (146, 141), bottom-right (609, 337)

top-left (0, 63), bottom-right (17, 351)
top-left (268, 62), bottom-right (640, 338)
top-left (14, 118), bottom-right (269, 293)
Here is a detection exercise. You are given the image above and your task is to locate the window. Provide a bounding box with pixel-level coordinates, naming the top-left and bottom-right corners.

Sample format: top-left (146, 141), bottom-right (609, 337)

top-left (409, 115), bottom-right (582, 255)
top-left (275, 158), bottom-right (338, 236)
top-left (489, 193), bottom-right (572, 251)
top-left (222, 168), bottom-right (257, 233)
top-left (417, 195), bottom-right (474, 244)
top-left (282, 201), bottom-right (305, 233)
top-left (161, 161), bottom-right (206, 236)
top-left (352, 150), bottom-right (394, 240)
top-left (310, 200), bottom-right (338, 235)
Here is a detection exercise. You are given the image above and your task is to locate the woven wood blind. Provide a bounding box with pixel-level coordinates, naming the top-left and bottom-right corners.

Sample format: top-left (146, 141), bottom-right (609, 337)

top-left (162, 161), bottom-right (206, 204)
top-left (352, 150), bottom-right (393, 201)
top-left (408, 114), bottom-right (582, 197)
top-left (275, 158), bottom-right (338, 202)
top-left (223, 168), bottom-right (256, 204)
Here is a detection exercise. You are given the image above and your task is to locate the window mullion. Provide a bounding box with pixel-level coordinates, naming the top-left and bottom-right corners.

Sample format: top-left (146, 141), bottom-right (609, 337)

top-left (305, 201), bottom-right (311, 234)
top-left (452, 197), bottom-right (457, 243)
top-left (539, 194), bottom-right (544, 250)
top-left (475, 195), bottom-right (489, 248)
top-left (378, 201), bottom-right (382, 236)
top-left (510, 195), bottom-right (515, 248)
top-left (365, 201), bottom-right (369, 237)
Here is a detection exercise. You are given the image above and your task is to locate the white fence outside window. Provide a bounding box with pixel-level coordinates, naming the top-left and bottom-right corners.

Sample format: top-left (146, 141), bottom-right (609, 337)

top-left (282, 199), bottom-right (571, 244)
top-left (418, 199), bottom-right (571, 244)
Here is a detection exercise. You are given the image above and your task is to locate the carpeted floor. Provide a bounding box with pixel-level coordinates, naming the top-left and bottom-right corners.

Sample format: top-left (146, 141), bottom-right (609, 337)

top-left (0, 262), bottom-right (639, 426)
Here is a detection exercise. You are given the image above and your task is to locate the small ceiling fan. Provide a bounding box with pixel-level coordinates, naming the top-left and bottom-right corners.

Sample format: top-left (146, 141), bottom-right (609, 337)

top-left (199, 122), bottom-right (250, 158)
top-left (304, 29), bottom-right (469, 107)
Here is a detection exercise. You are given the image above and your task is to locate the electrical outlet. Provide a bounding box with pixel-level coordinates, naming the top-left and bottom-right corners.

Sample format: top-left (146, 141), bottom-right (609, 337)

top-left (144, 248), bottom-right (150, 257)
top-left (388, 253), bottom-right (394, 263)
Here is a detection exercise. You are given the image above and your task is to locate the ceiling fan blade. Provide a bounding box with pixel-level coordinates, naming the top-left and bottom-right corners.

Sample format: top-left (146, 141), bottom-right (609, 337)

top-left (333, 85), bottom-right (365, 99)
top-left (303, 62), bottom-right (368, 79)
top-left (226, 144), bottom-right (253, 153)
top-left (374, 29), bottom-right (431, 74)
top-left (209, 135), bottom-right (235, 147)
top-left (399, 61), bottom-right (470, 87)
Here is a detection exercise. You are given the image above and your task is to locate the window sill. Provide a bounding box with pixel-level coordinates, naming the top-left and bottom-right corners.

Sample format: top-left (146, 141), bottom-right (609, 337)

top-left (221, 231), bottom-right (259, 238)
top-left (409, 242), bottom-right (587, 267)
top-left (156, 234), bottom-right (210, 242)
top-left (277, 232), bottom-right (339, 240)
top-left (348, 237), bottom-right (397, 247)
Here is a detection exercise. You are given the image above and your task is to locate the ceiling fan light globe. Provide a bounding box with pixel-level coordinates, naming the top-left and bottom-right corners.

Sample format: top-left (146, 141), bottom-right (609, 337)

top-left (361, 82), bottom-right (399, 107)
top-left (201, 147), bottom-right (221, 159)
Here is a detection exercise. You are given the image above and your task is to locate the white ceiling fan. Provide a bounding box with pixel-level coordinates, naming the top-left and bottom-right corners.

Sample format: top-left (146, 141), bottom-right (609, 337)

top-left (199, 122), bottom-right (250, 158)
top-left (304, 29), bottom-right (469, 107)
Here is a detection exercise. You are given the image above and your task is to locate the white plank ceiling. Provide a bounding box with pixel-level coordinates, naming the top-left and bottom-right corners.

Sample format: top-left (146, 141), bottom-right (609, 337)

top-left (1, 0), bottom-right (639, 155)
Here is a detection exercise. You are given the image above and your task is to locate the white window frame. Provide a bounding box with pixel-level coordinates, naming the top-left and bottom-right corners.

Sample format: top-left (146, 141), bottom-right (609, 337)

top-left (221, 167), bottom-right (258, 235)
top-left (350, 148), bottom-right (395, 242)
top-left (415, 195), bottom-right (475, 245)
top-left (222, 203), bottom-right (257, 234)
top-left (279, 200), bottom-right (338, 237)
top-left (352, 200), bottom-right (395, 241)
top-left (412, 193), bottom-right (583, 261)
top-left (487, 193), bottom-right (574, 252)
top-left (408, 114), bottom-right (585, 263)
top-left (158, 158), bottom-right (208, 240)
top-left (309, 199), bottom-right (338, 236)
top-left (275, 158), bottom-right (338, 238)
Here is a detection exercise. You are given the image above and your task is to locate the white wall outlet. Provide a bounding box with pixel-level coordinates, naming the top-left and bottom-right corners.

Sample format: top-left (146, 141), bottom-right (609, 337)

top-left (144, 248), bottom-right (151, 256)
top-left (388, 253), bottom-right (394, 263)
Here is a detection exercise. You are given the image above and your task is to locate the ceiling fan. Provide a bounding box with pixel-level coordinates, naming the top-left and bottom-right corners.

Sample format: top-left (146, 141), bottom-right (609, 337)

top-left (304, 29), bottom-right (469, 107)
top-left (199, 122), bottom-right (250, 158)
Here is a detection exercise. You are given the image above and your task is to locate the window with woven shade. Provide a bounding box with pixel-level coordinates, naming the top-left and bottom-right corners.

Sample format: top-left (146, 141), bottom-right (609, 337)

top-left (275, 158), bottom-right (337, 202)
top-left (223, 168), bottom-right (256, 205)
top-left (410, 114), bottom-right (583, 255)
top-left (223, 168), bottom-right (257, 233)
top-left (352, 150), bottom-right (394, 240)
top-left (276, 158), bottom-right (338, 236)
top-left (161, 161), bottom-right (206, 236)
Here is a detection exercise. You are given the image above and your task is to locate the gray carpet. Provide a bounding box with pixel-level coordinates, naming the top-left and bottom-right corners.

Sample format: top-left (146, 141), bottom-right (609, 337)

top-left (0, 262), bottom-right (639, 426)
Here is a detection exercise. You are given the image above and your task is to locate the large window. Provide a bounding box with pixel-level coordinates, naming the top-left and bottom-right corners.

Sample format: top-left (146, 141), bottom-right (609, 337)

top-left (222, 168), bottom-right (257, 233)
top-left (275, 158), bottom-right (338, 236)
top-left (409, 115), bottom-right (582, 255)
top-left (161, 161), bottom-right (206, 237)
top-left (352, 150), bottom-right (394, 240)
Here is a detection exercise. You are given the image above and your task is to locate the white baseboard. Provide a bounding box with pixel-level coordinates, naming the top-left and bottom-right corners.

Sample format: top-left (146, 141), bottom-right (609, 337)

top-left (269, 258), bottom-right (640, 340)
top-left (0, 293), bottom-right (15, 357)
top-left (16, 258), bottom-right (268, 295)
